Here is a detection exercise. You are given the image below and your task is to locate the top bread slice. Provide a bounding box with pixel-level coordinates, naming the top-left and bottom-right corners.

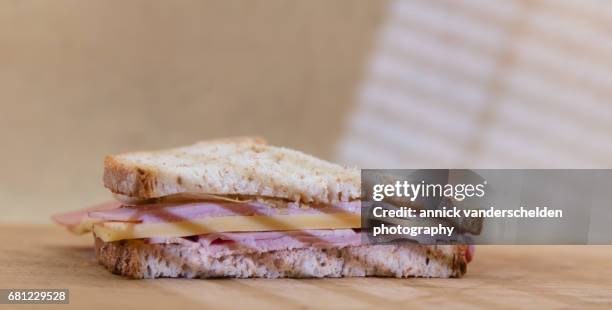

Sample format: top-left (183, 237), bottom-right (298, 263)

top-left (103, 137), bottom-right (360, 204)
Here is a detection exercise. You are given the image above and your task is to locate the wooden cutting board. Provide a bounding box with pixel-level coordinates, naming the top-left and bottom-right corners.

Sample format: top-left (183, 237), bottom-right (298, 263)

top-left (1, 224), bottom-right (611, 309)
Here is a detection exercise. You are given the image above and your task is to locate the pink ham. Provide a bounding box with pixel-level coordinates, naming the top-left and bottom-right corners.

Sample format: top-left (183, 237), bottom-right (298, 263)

top-left (88, 201), bottom-right (361, 224)
top-left (198, 228), bottom-right (361, 245)
top-left (148, 229), bottom-right (363, 257)
top-left (51, 201), bottom-right (122, 233)
top-left (467, 244), bottom-right (475, 263)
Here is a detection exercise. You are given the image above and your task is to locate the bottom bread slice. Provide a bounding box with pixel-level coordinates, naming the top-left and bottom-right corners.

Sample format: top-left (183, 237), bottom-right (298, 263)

top-left (95, 237), bottom-right (468, 278)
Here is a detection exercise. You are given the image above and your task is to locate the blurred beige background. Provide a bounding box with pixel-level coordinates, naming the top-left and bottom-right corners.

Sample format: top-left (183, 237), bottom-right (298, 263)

top-left (1, 0), bottom-right (386, 222)
top-left (4, 0), bottom-right (612, 226)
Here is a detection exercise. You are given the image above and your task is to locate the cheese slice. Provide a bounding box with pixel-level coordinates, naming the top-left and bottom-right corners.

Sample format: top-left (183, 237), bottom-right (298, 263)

top-left (72, 218), bottom-right (103, 234)
top-left (93, 213), bottom-right (361, 242)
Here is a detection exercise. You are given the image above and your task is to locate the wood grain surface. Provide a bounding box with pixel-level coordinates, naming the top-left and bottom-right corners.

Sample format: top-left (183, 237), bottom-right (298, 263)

top-left (1, 224), bottom-right (612, 309)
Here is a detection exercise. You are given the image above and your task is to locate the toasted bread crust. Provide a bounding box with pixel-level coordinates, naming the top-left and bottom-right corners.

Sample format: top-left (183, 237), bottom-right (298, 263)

top-left (103, 137), bottom-right (360, 204)
top-left (95, 237), bottom-right (468, 279)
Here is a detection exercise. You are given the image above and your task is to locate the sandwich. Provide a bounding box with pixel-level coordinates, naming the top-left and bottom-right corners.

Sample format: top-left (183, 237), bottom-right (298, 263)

top-left (53, 137), bottom-right (471, 278)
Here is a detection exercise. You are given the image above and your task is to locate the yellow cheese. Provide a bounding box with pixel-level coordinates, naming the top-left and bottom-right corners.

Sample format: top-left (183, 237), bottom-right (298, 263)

top-left (71, 218), bottom-right (102, 234)
top-left (93, 213), bottom-right (361, 242)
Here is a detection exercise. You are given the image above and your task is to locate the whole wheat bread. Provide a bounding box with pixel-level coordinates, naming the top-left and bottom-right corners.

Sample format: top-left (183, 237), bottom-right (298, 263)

top-left (104, 137), bottom-right (360, 204)
top-left (95, 237), bottom-right (468, 279)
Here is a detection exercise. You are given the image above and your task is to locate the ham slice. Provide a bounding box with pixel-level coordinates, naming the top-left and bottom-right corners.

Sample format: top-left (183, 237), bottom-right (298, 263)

top-left (88, 201), bottom-right (361, 224)
top-left (198, 229), bottom-right (361, 246)
top-left (53, 200), bottom-right (360, 233)
top-left (51, 201), bottom-right (122, 234)
top-left (148, 229), bottom-right (363, 257)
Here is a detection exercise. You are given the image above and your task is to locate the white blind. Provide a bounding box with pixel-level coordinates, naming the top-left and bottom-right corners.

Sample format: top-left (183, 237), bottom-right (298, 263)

top-left (338, 0), bottom-right (612, 169)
